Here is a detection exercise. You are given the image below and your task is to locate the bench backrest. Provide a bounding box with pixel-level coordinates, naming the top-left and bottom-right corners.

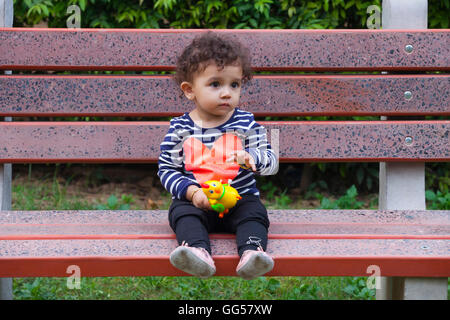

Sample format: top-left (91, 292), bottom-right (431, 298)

top-left (0, 29), bottom-right (449, 165)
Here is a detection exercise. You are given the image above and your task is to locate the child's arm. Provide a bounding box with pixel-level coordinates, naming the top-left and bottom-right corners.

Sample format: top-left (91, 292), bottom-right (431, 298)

top-left (244, 117), bottom-right (279, 176)
top-left (157, 121), bottom-right (200, 201)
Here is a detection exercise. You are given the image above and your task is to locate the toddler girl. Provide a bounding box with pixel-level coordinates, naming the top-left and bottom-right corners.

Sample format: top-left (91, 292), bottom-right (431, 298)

top-left (157, 31), bottom-right (278, 280)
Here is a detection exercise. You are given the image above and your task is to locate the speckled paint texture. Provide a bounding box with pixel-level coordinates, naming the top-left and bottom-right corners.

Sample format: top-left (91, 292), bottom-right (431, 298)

top-left (0, 121), bottom-right (448, 162)
top-left (0, 209), bottom-right (448, 239)
top-left (0, 75), bottom-right (448, 116)
top-left (0, 29), bottom-right (449, 71)
top-left (0, 210), bottom-right (448, 277)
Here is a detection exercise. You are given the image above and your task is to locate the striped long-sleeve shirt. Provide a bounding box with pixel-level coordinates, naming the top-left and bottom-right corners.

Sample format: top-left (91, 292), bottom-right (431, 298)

top-left (157, 107), bottom-right (279, 200)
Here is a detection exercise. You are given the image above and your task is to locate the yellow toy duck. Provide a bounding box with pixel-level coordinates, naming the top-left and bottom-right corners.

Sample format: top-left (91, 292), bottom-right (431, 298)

top-left (200, 180), bottom-right (242, 218)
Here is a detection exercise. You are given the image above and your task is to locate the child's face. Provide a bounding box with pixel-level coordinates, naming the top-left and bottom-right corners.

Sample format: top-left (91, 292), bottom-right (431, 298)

top-left (181, 61), bottom-right (243, 119)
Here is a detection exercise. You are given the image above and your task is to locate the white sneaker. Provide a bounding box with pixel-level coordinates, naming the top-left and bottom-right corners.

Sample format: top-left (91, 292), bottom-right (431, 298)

top-left (236, 247), bottom-right (274, 280)
top-left (169, 241), bottom-right (216, 279)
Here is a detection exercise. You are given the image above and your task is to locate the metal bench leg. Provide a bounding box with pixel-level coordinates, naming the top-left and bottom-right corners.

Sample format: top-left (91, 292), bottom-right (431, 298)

top-left (402, 278), bottom-right (448, 300)
top-left (0, 279), bottom-right (13, 300)
top-left (378, 277), bottom-right (448, 300)
top-left (0, 163), bottom-right (13, 300)
top-left (377, 163), bottom-right (448, 300)
top-left (377, 0), bottom-right (448, 301)
top-left (1, 0), bottom-right (14, 300)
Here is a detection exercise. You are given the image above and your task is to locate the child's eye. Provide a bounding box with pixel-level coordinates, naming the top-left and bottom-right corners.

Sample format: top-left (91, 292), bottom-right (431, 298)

top-left (210, 81), bottom-right (220, 87)
top-left (231, 82), bottom-right (240, 88)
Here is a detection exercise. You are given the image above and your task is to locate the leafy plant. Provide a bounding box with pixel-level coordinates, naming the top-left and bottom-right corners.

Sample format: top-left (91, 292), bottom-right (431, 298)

top-left (426, 163), bottom-right (449, 194)
top-left (259, 180), bottom-right (277, 202)
top-left (274, 189), bottom-right (292, 208)
top-left (342, 277), bottom-right (375, 300)
top-left (311, 162), bottom-right (379, 193)
top-left (311, 185), bottom-right (365, 209)
top-left (425, 190), bottom-right (450, 210)
top-left (295, 282), bottom-right (320, 300)
top-left (94, 194), bottom-right (134, 210)
top-left (14, 278), bottom-right (58, 300)
top-left (260, 181), bottom-right (292, 209)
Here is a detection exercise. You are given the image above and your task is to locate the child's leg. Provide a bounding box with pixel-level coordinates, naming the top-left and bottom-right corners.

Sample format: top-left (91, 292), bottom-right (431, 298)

top-left (235, 220), bottom-right (268, 256)
top-left (168, 199), bottom-right (218, 278)
top-left (223, 195), bottom-right (274, 280)
top-left (173, 215), bottom-right (211, 254)
top-left (168, 198), bottom-right (217, 254)
top-left (223, 194), bottom-right (270, 257)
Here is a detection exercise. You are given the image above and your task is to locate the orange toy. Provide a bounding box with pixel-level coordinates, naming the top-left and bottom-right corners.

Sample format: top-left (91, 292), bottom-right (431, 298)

top-left (200, 179), bottom-right (242, 218)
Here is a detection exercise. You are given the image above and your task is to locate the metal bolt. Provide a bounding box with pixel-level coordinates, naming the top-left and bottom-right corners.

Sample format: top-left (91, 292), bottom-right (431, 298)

top-left (405, 44), bottom-right (413, 53)
top-left (405, 136), bottom-right (413, 145)
top-left (404, 91), bottom-right (412, 100)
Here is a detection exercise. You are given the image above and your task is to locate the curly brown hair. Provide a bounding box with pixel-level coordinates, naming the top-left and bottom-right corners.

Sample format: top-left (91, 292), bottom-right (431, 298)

top-left (173, 31), bottom-right (253, 87)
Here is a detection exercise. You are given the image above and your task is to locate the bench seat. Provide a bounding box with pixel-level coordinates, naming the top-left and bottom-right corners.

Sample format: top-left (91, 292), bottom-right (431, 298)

top-left (1, 209), bottom-right (448, 278)
top-left (1, 25), bottom-right (449, 299)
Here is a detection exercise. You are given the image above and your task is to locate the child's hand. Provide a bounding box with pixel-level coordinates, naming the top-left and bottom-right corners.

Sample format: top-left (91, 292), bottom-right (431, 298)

top-left (228, 150), bottom-right (256, 172)
top-left (191, 187), bottom-right (213, 211)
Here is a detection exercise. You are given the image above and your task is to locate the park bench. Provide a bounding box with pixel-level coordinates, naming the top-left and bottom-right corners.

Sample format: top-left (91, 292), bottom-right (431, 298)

top-left (0, 3), bottom-right (449, 300)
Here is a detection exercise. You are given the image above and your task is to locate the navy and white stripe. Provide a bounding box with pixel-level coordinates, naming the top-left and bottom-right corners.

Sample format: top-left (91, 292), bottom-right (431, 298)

top-left (157, 108), bottom-right (279, 200)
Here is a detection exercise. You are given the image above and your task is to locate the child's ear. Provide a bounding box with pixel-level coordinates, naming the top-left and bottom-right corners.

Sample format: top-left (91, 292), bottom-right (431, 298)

top-left (180, 81), bottom-right (195, 100)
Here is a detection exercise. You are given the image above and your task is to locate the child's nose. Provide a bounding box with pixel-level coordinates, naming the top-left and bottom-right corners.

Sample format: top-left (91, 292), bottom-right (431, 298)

top-left (220, 88), bottom-right (231, 98)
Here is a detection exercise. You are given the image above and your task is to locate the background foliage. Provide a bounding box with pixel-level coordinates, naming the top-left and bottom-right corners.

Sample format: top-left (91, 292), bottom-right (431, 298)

top-left (12, 0), bottom-right (450, 29)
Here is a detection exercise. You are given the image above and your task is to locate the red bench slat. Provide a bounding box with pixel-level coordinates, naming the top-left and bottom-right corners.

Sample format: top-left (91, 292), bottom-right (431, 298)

top-left (0, 224), bottom-right (448, 240)
top-left (1, 74), bottom-right (448, 117)
top-left (2, 209), bottom-right (448, 224)
top-left (1, 28), bottom-right (449, 71)
top-left (0, 210), bottom-right (448, 241)
top-left (0, 121), bottom-right (448, 163)
top-left (0, 224), bottom-right (448, 241)
top-left (0, 238), bottom-right (448, 277)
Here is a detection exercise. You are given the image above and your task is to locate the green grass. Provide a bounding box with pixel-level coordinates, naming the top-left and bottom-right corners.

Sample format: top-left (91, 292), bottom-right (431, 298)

top-left (10, 172), bottom-right (449, 300)
top-left (14, 275), bottom-right (373, 300)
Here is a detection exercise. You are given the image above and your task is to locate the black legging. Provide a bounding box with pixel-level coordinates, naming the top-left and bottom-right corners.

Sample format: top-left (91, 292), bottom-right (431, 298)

top-left (168, 194), bottom-right (270, 257)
